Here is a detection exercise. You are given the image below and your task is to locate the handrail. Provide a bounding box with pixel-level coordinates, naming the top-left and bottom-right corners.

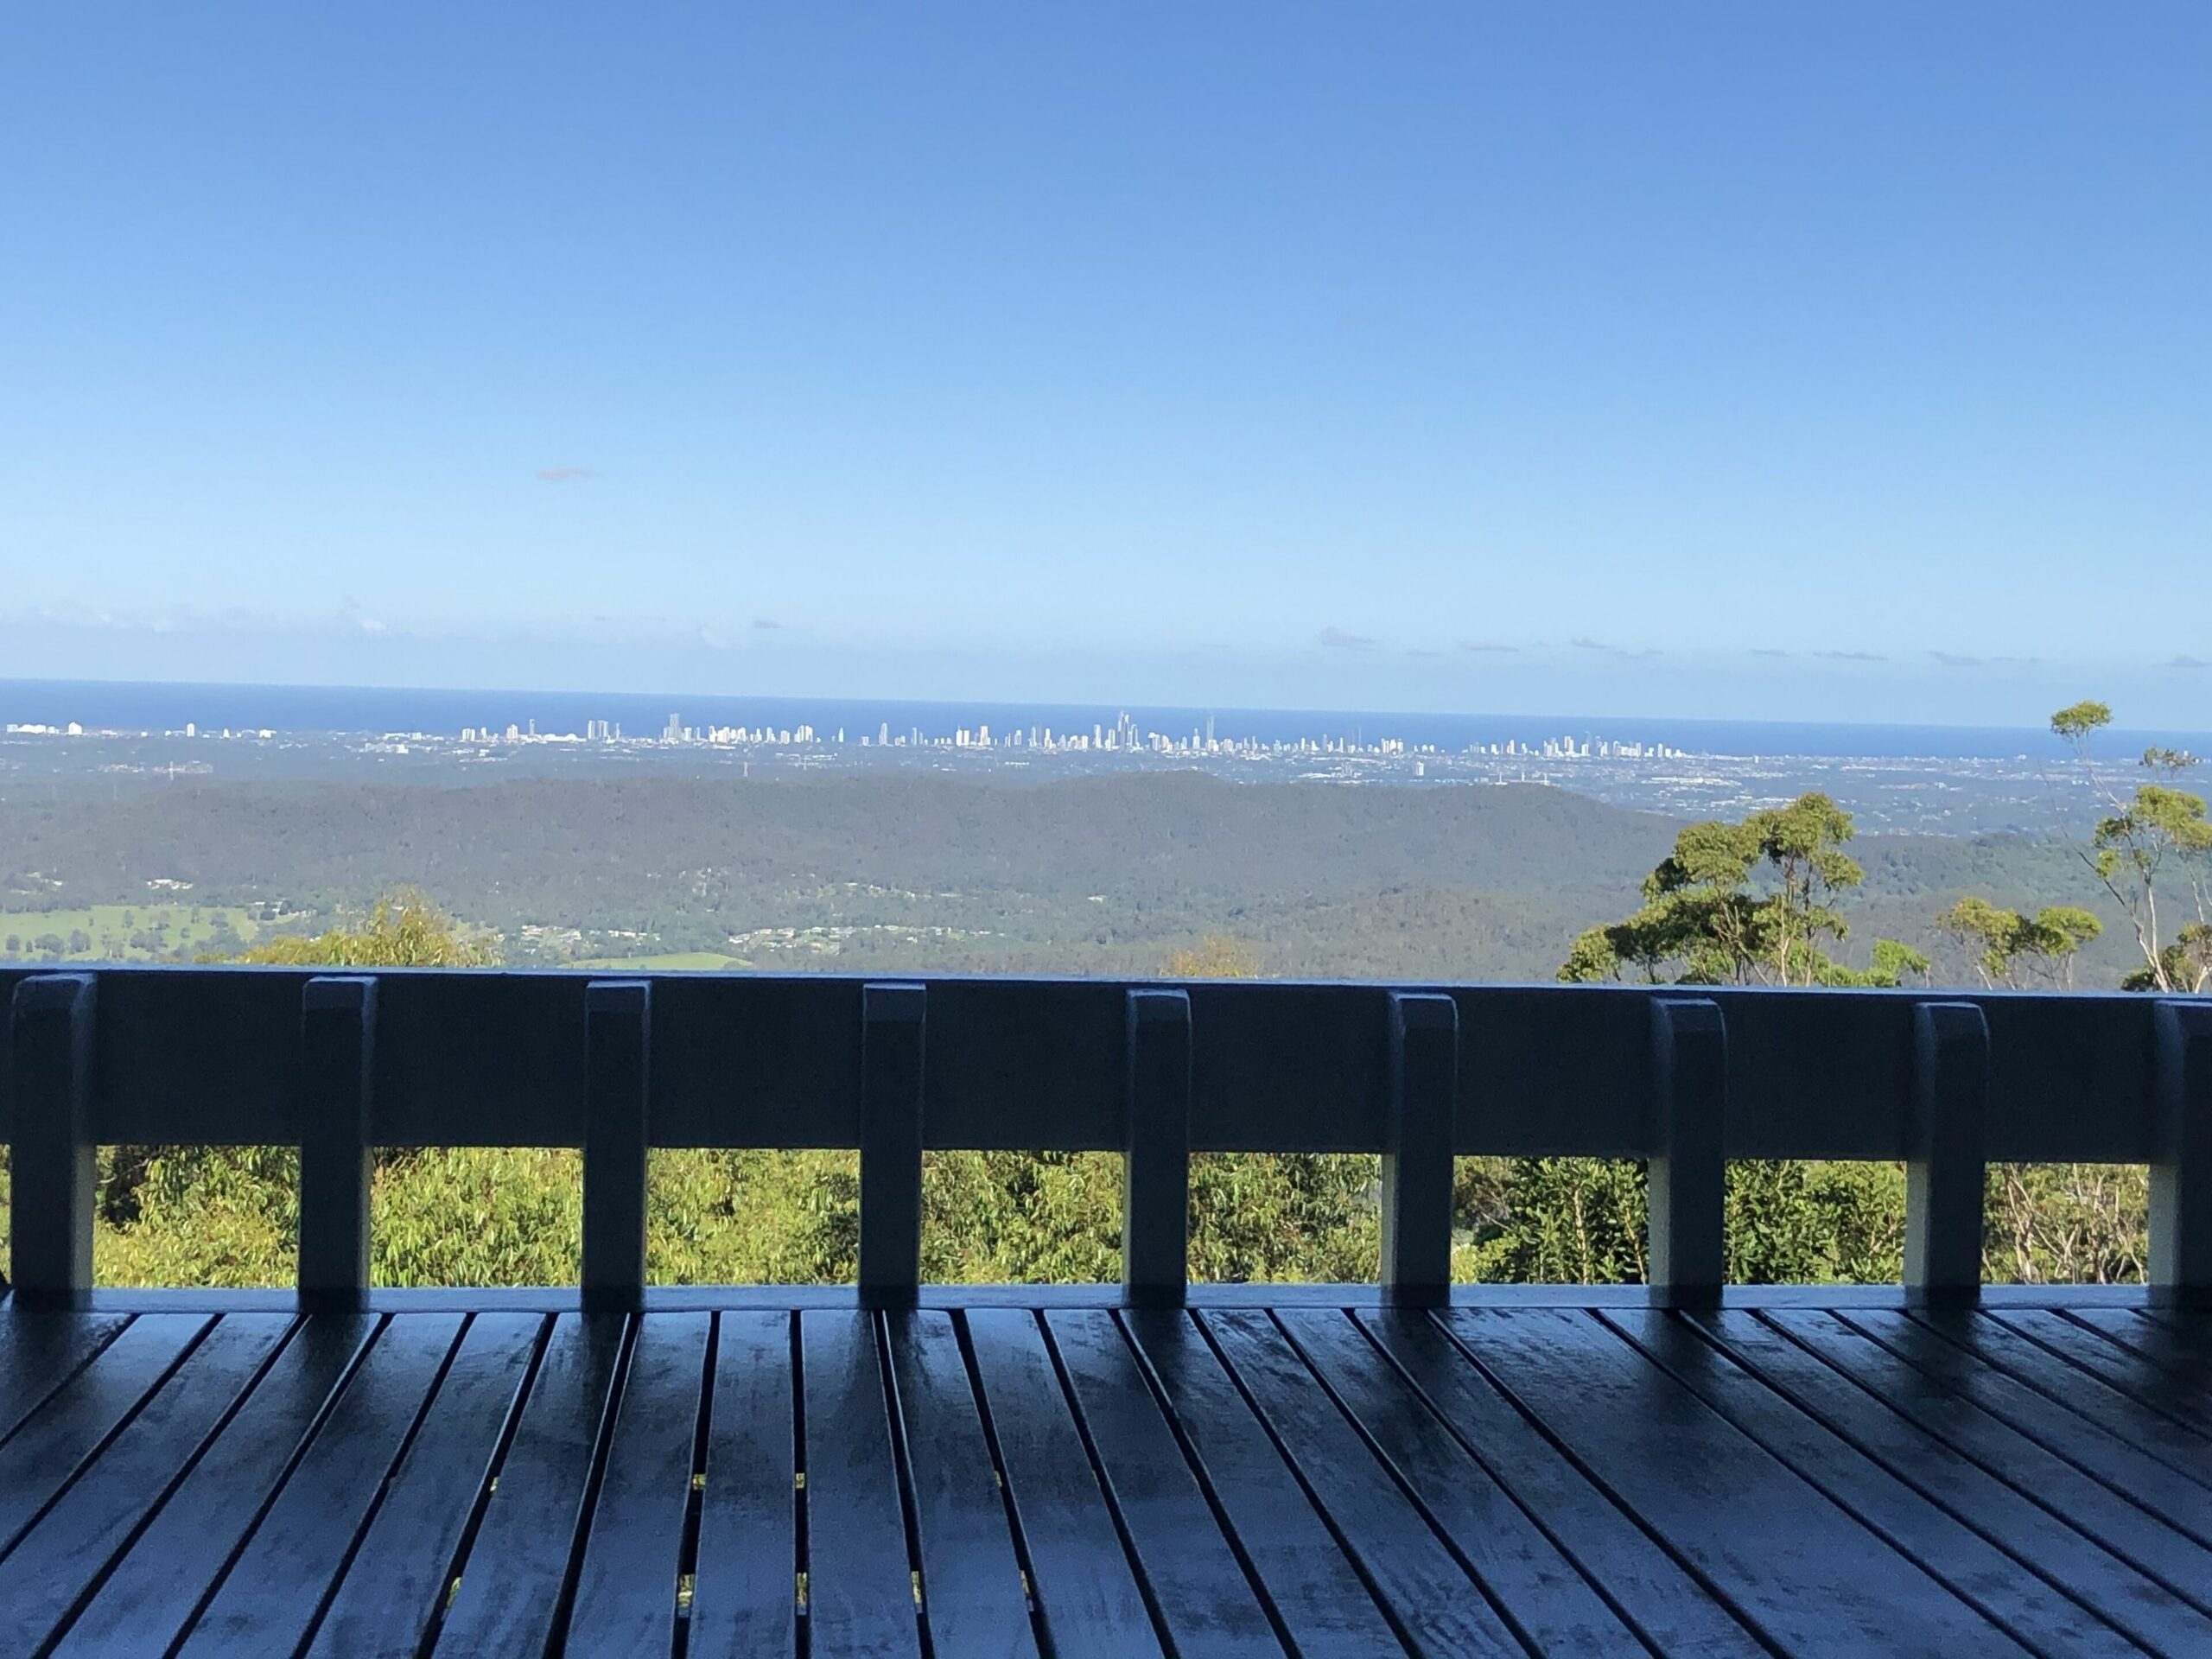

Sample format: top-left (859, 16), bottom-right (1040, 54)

top-left (3, 966), bottom-right (2207, 1311)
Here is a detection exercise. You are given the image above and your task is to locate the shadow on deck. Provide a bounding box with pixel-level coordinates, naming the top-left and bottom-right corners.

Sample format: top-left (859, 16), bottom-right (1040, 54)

top-left (2, 1291), bottom-right (2209, 1656)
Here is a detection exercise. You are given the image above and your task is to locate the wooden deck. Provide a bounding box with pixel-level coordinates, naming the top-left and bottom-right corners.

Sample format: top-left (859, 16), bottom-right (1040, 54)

top-left (0, 1295), bottom-right (2206, 1656)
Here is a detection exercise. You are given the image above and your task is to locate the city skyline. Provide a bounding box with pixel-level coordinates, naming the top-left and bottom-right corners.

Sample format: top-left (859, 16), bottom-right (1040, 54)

top-left (13, 702), bottom-right (1686, 763)
top-left (7, 673), bottom-right (2209, 752)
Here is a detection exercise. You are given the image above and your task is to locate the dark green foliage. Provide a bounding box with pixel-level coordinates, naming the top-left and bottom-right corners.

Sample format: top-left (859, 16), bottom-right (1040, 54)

top-left (232, 889), bottom-right (499, 967)
top-left (1937, 895), bottom-right (2101, 988)
top-left (2049, 701), bottom-right (2113, 743)
top-left (1558, 792), bottom-right (1925, 988)
top-left (1456, 1157), bottom-right (1906, 1286)
top-left (2050, 699), bottom-right (2212, 993)
top-left (1986, 1162), bottom-right (2148, 1284)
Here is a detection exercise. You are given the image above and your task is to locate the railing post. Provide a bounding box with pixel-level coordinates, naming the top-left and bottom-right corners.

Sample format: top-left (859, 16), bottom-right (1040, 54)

top-left (298, 976), bottom-right (377, 1309)
top-left (1382, 992), bottom-right (1458, 1306)
top-left (9, 973), bottom-right (98, 1308)
top-left (1122, 988), bottom-right (1192, 1307)
top-left (1904, 1001), bottom-right (1988, 1303)
top-left (582, 979), bottom-right (652, 1312)
top-left (860, 982), bottom-right (925, 1308)
top-left (2152, 1000), bottom-right (2212, 1308)
top-left (1648, 996), bottom-right (1726, 1309)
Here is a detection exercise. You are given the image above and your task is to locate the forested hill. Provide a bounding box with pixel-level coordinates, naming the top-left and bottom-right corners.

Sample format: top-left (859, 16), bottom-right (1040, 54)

top-left (0, 772), bottom-right (2118, 981)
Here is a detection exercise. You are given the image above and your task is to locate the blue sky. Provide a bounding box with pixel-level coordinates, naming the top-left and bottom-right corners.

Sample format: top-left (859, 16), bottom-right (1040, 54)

top-left (2, 4), bottom-right (2205, 725)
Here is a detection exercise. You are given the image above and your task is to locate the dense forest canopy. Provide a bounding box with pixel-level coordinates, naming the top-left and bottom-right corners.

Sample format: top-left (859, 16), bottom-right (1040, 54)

top-left (0, 768), bottom-right (2136, 982)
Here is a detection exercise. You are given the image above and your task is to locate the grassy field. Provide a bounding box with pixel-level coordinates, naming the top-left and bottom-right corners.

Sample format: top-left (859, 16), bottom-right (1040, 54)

top-left (0, 903), bottom-right (271, 963)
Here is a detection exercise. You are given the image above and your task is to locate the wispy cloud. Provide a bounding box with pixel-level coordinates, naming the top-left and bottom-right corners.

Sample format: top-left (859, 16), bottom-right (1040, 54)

top-left (1751, 647), bottom-right (1791, 658)
top-left (1319, 626), bottom-right (1378, 651)
top-left (752, 617), bottom-right (784, 631)
top-left (1460, 639), bottom-right (1518, 653)
top-left (696, 626), bottom-right (733, 650)
top-left (534, 465), bottom-right (600, 483)
top-left (1815, 649), bottom-right (1887, 662)
top-left (12, 601), bottom-right (398, 640)
top-left (1930, 650), bottom-right (2043, 669)
top-left (1569, 635), bottom-right (1662, 661)
top-left (338, 597), bottom-right (385, 635)
top-left (2171, 654), bottom-right (2210, 670)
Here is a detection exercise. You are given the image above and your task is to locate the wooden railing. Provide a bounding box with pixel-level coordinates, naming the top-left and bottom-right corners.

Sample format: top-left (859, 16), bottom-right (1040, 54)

top-left (3, 966), bottom-right (2207, 1310)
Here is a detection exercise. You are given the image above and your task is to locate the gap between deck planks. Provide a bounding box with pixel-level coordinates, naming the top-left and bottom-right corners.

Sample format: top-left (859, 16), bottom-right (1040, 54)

top-left (0, 1300), bottom-right (2204, 1657)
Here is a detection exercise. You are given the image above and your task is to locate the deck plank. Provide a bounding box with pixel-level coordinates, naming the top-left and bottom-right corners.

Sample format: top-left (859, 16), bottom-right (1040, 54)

top-left (0, 1313), bottom-right (290, 1655)
top-left (431, 1311), bottom-right (630, 1658)
top-left (1765, 1308), bottom-right (2212, 1610)
top-left (2063, 1307), bottom-right (2212, 1421)
top-left (1122, 1309), bottom-right (1402, 1658)
top-left (2002, 1308), bottom-right (2212, 1437)
top-left (802, 1309), bottom-right (925, 1659)
top-left (2062, 1306), bottom-right (2212, 1382)
top-left (689, 1311), bottom-right (799, 1659)
top-left (1281, 1309), bottom-right (1641, 1653)
top-left (1044, 1309), bottom-right (1283, 1658)
top-left (1931, 1307), bottom-right (2212, 1462)
top-left (0, 1310), bottom-right (132, 1441)
top-left (304, 1312), bottom-right (545, 1659)
top-left (1441, 1306), bottom-right (2025, 1656)
top-left (51, 1312), bottom-right (378, 1658)
top-left (0, 1311), bottom-right (207, 1548)
top-left (175, 1311), bottom-right (466, 1658)
top-left (1696, 1307), bottom-right (2212, 1656)
top-left (1357, 1308), bottom-right (1762, 1657)
top-left (1845, 1309), bottom-right (2212, 1544)
top-left (884, 1309), bottom-right (1039, 1659)
top-left (964, 1307), bottom-right (1163, 1659)
top-left (564, 1310), bottom-right (712, 1656)
top-left (1203, 1307), bottom-right (1525, 1659)
top-left (1617, 1308), bottom-right (2145, 1659)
